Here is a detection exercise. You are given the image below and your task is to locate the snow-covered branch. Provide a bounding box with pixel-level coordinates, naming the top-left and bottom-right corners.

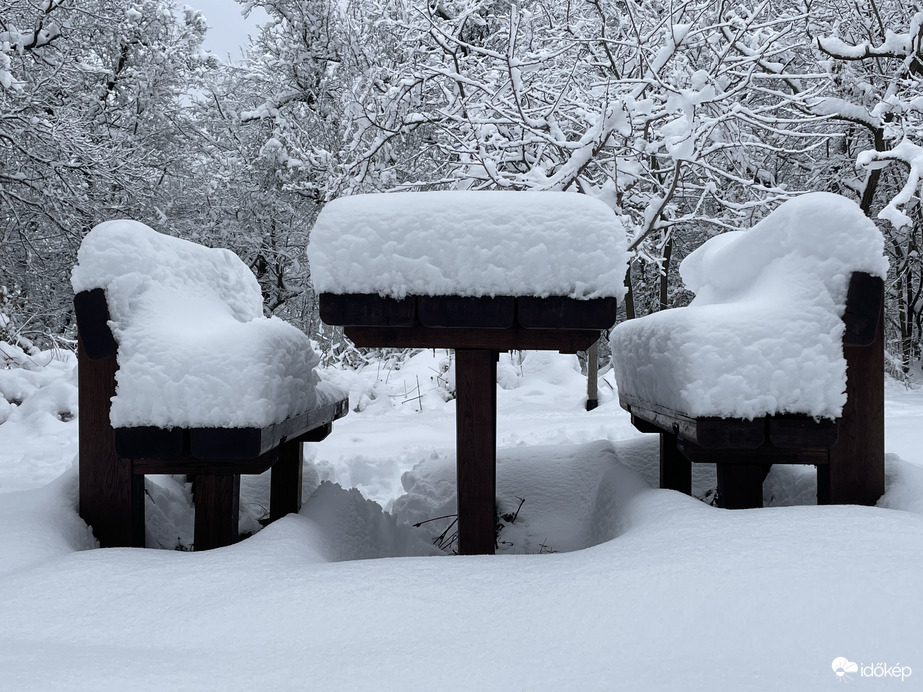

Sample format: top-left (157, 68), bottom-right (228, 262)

top-left (858, 139), bottom-right (923, 229)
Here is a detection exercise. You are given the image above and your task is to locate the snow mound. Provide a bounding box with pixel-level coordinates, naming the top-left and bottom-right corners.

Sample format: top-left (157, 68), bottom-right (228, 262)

top-left (0, 343), bottom-right (78, 492)
top-left (611, 192), bottom-right (888, 419)
top-left (71, 220), bottom-right (338, 429)
top-left (0, 466), bottom-right (97, 577)
top-left (0, 342), bottom-right (76, 427)
top-left (308, 191), bottom-right (629, 299)
top-left (299, 481), bottom-right (441, 561)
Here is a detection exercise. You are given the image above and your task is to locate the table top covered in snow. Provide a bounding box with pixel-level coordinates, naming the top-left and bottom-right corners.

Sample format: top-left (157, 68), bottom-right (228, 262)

top-left (308, 191), bottom-right (629, 301)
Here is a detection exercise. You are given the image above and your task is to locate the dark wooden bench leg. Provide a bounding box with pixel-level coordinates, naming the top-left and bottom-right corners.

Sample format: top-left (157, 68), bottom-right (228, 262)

top-left (269, 423), bottom-right (334, 522)
top-left (660, 432), bottom-right (691, 494)
top-left (455, 348), bottom-right (498, 555)
top-left (78, 339), bottom-right (145, 548)
top-left (270, 440), bottom-right (304, 522)
top-left (716, 464), bottom-right (770, 509)
top-left (193, 474), bottom-right (240, 550)
top-left (818, 308), bottom-right (884, 505)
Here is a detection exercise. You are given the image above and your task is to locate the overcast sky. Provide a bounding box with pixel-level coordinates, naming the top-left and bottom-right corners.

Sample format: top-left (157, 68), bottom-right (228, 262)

top-left (186, 0), bottom-right (269, 62)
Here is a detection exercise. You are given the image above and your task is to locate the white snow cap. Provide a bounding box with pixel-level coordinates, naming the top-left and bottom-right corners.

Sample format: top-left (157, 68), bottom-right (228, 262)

top-left (611, 192), bottom-right (888, 419)
top-left (308, 191), bottom-right (629, 300)
top-left (72, 220), bottom-right (336, 429)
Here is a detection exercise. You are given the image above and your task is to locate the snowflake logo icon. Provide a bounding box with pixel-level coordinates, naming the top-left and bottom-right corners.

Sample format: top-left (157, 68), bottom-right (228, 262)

top-left (832, 657), bottom-right (859, 682)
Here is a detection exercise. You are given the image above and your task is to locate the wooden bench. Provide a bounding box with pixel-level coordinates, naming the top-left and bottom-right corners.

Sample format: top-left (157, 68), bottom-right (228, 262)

top-left (75, 287), bottom-right (348, 550)
top-left (617, 272), bottom-right (885, 509)
top-left (72, 223), bottom-right (350, 554)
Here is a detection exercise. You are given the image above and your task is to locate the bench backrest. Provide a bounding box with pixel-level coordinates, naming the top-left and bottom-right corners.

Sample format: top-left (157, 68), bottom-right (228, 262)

top-left (72, 220), bottom-right (264, 327)
top-left (72, 220), bottom-right (324, 430)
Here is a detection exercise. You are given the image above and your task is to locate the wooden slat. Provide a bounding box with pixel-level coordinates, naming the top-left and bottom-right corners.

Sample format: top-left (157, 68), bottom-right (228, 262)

top-left (630, 414), bottom-right (663, 435)
top-left (114, 427), bottom-right (186, 459)
top-left (621, 394), bottom-right (765, 449)
top-left (345, 325), bottom-right (599, 353)
top-left (130, 451), bottom-right (278, 476)
top-left (768, 416), bottom-right (838, 448)
top-left (295, 422), bottom-right (333, 443)
top-left (262, 398), bottom-right (349, 454)
top-left (319, 293), bottom-right (619, 331)
top-left (115, 398), bottom-right (348, 461)
top-left (319, 293), bottom-right (416, 327)
top-left (517, 296), bottom-right (618, 329)
top-left (679, 441), bottom-right (829, 465)
top-left (417, 296), bottom-right (515, 328)
top-left (695, 418), bottom-right (765, 449)
top-left (189, 427), bottom-right (265, 460)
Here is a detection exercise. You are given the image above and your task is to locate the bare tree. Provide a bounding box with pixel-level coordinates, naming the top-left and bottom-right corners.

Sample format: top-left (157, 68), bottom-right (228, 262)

top-left (811, 1), bottom-right (923, 371)
top-left (1, 0), bottom-right (213, 347)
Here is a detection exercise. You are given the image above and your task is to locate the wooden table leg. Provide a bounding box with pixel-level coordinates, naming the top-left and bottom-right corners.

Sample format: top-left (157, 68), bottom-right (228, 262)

top-left (454, 349), bottom-right (498, 555)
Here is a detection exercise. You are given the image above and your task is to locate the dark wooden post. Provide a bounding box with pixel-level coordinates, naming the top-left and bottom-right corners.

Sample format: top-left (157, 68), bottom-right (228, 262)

top-left (659, 431), bottom-right (691, 495)
top-left (77, 339), bottom-right (145, 548)
top-left (193, 474), bottom-right (241, 550)
top-left (586, 339), bottom-right (599, 411)
top-left (454, 348), bottom-right (498, 555)
top-left (716, 464), bottom-right (770, 509)
top-left (270, 440), bottom-right (304, 521)
top-left (818, 302), bottom-right (885, 505)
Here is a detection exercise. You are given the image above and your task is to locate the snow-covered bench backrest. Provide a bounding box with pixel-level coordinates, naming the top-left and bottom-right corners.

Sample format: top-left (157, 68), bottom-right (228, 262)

top-left (308, 191), bottom-right (629, 300)
top-left (679, 192), bottom-right (887, 308)
top-left (610, 192), bottom-right (888, 420)
top-left (72, 220), bottom-right (265, 324)
top-left (72, 220), bottom-right (325, 430)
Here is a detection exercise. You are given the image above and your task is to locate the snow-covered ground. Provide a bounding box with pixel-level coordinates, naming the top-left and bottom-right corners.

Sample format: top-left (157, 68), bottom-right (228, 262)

top-left (1, 343), bottom-right (921, 689)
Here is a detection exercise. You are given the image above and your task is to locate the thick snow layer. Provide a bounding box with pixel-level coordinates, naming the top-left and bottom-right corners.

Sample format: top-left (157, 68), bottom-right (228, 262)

top-left (1, 344), bottom-right (922, 689)
top-left (308, 191), bottom-right (629, 299)
top-left (0, 343), bottom-right (78, 492)
top-left (611, 193), bottom-right (888, 419)
top-left (71, 220), bottom-right (336, 429)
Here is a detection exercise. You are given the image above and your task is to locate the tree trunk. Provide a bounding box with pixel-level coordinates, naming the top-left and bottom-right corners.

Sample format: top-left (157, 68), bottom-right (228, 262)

top-left (624, 264), bottom-right (635, 320)
top-left (659, 232), bottom-right (673, 311)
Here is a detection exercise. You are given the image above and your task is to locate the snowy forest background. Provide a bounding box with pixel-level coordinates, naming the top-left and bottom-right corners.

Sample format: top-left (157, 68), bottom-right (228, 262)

top-left (2, 0), bottom-right (921, 375)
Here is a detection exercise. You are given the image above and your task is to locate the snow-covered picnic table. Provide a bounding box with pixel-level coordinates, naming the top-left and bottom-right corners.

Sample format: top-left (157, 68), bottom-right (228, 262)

top-left (310, 191), bottom-right (629, 554)
top-left (72, 221), bottom-right (348, 550)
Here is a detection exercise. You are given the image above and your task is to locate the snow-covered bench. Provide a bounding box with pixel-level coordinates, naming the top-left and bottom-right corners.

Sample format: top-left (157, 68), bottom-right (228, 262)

top-left (309, 191), bottom-right (629, 553)
top-left (72, 221), bottom-right (348, 550)
top-left (611, 193), bottom-right (887, 508)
